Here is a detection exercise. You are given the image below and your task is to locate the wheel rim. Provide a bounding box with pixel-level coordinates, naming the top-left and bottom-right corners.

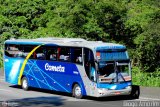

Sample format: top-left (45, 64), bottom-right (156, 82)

top-left (75, 86), bottom-right (81, 97)
top-left (135, 90), bottom-right (139, 97)
top-left (22, 79), bottom-right (28, 89)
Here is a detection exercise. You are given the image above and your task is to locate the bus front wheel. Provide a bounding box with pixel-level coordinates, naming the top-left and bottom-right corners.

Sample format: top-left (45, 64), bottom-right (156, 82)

top-left (72, 84), bottom-right (83, 99)
top-left (130, 85), bottom-right (140, 99)
top-left (21, 77), bottom-right (29, 91)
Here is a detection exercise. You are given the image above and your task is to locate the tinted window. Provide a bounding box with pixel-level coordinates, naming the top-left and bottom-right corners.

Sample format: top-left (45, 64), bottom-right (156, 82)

top-left (34, 46), bottom-right (46, 60)
top-left (6, 45), bottom-right (46, 60)
top-left (23, 45), bottom-right (35, 58)
top-left (58, 47), bottom-right (70, 62)
top-left (70, 48), bottom-right (82, 64)
top-left (5, 44), bottom-right (25, 58)
top-left (46, 47), bottom-right (57, 61)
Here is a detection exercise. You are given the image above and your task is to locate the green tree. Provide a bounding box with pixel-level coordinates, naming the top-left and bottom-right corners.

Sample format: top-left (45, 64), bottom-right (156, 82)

top-left (123, 0), bottom-right (160, 72)
top-left (0, 0), bottom-right (160, 73)
top-left (134, 18), bottom-right (160, 72)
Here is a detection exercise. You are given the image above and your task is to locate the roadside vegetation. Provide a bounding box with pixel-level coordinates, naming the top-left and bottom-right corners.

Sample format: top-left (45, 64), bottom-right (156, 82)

top-left (132, 67), bottom-right (160, 87)
top-left (0, 0), bottom-right (159, 87)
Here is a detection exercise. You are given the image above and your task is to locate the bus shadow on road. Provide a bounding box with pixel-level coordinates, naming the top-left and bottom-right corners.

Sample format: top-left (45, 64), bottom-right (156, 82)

top-left (84, 95), bottom-right (132, 102)
top-left (3, 96), bottom-right (65, 107)
top-left (7, 86), bottom-right (66, 107)
top-left (10, 85), bottom-right (72, 97)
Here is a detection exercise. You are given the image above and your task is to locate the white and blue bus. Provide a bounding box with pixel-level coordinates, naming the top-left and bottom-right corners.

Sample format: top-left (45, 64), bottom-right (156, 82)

top-left (3, 38), bottom-right (139, 99)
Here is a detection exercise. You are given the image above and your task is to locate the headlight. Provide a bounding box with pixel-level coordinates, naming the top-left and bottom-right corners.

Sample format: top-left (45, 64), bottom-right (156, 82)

top-left (125, 86), bottom-right (131, 89)
top-left (110, 85), bottom-right (117, 90)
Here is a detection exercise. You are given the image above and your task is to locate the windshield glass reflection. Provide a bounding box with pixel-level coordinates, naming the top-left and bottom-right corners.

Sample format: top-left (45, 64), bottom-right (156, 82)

top-left (98, 61), bottom-right (131, 83)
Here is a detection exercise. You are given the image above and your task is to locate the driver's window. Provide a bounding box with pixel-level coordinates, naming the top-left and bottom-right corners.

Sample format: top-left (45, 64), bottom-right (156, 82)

top-left (84, 48), bottom-right (96, 82)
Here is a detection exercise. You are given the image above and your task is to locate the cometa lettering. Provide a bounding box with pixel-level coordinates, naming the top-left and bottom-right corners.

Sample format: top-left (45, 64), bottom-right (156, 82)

top-left (45, 63), bottom-right (65, 72)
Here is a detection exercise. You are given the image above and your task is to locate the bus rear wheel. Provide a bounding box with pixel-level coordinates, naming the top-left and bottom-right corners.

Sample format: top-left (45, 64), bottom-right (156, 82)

top-left (72, 84), bottom-right (83, 99)
top-left (21, 77), bottom-right (29, 91)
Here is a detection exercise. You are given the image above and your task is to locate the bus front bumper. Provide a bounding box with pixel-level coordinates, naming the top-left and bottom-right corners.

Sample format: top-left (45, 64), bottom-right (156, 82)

top-left (97, 86), bottom-right (131, 97)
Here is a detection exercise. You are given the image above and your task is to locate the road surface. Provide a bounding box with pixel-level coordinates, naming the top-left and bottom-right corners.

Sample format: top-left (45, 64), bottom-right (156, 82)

top-left (0, 68), bottom-right (160, 107)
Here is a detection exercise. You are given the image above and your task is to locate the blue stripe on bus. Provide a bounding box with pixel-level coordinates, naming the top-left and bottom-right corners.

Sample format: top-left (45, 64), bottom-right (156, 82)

top-left (97, 82), bottom-right (131, 90)
top-left (5, 41), bottom-right (58, 46)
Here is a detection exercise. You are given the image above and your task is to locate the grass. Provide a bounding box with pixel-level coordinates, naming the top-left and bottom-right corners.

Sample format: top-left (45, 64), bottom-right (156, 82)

top-left (132, 67), bottom-right (160, 87)
top-left (0, 46), bottom-right (3, 68)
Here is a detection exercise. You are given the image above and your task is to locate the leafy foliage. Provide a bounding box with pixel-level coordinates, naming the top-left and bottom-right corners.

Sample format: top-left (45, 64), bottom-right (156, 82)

top-left (132, 67), bottom-right (160, 87)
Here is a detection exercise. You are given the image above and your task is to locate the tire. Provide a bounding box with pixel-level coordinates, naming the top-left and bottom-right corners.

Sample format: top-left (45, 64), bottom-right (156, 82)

top-left (72, 84), bottom-right (83, 99)
top-left (21, 77), bottom-right (29, 91)
top-left (130, 85), bottom-right (140, 99)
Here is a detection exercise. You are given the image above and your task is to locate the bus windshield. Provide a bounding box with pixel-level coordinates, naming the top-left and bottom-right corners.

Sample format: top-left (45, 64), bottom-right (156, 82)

top-left (98, 61), bottom-right (131, 83)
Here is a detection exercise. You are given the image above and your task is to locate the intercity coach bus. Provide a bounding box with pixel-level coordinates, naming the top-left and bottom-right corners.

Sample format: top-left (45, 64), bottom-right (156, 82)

top-left (3, 38), bottom-right (139, 99)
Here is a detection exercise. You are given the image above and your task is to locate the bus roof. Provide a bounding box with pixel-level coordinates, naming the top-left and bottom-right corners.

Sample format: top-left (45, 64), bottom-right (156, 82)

top-left (5, 37), bottom-right (126, 50)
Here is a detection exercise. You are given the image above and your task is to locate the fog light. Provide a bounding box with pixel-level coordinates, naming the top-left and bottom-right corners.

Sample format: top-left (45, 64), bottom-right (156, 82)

top-left (98, 88), bottom-right (107, 95)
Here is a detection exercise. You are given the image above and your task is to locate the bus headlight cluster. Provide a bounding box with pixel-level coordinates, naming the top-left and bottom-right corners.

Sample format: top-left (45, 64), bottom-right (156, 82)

top-left (125, 86), bottom-right (131, 89)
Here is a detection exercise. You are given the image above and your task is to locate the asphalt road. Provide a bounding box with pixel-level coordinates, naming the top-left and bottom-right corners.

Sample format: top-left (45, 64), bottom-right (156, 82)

top-left (0, 68), bottom-right (160, 107)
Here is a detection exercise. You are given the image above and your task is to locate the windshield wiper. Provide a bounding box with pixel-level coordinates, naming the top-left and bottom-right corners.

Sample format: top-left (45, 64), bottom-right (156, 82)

top-left (114, 61), bottom-right (126, 83)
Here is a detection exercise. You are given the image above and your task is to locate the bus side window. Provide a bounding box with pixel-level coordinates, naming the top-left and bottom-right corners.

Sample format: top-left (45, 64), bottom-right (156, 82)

top-left (84, 48), bottom-right (95, 82)
top-left (70, 48), bottom-right (82, 64)
top-left (46, 47), bottom-right (57, 61)
top-left (22, 45), bottom-right (39, 59)
top-left (34, 46), bottom-right (46, 60)
top-left (58, 47), bottom-right (70, 62)
top-left (5, 50), bottom-right (13, 57)
top-left (5, 44), bottom-right (24, 58)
